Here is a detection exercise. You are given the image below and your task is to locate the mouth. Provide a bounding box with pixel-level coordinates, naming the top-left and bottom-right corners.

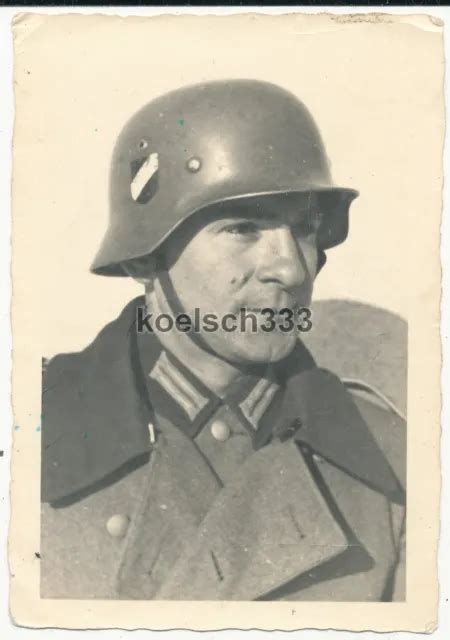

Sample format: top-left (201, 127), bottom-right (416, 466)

top-left (242, 304), bottom-right (302, 315)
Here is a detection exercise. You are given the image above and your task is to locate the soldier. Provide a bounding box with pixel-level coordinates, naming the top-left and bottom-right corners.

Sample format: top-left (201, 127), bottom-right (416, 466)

top-left (41, 80), bottom-right (406, 601)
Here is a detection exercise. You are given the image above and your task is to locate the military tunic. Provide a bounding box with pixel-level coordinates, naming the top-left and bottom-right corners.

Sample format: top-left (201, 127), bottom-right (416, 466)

top-left (41, 297), bottom-right (406, 601)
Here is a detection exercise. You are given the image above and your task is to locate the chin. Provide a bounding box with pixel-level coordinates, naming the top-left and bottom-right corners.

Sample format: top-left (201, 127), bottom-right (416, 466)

top-left (226, 333), bottom-right (298, 365)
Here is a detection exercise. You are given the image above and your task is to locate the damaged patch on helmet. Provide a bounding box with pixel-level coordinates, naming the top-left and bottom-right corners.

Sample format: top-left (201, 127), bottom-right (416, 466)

top-left (130, 152), bottom-right (159, 204)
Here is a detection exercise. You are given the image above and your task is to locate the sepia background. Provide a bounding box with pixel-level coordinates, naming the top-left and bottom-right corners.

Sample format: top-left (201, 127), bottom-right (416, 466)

top-left (10, 13), bottom-right (443, 631)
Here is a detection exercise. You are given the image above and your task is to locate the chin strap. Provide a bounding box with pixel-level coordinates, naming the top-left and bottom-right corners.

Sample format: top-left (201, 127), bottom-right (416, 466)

top-left (155, 260), bottom-right (241, 364)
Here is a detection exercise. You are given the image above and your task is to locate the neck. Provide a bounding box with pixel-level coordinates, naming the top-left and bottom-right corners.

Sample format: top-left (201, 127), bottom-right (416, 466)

top-left (146, 287), bottom-right (250, 398)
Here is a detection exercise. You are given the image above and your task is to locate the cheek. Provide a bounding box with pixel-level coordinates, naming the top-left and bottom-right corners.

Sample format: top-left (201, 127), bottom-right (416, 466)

top-left (229, 274), bottom-right (248, 288)
top-left (175, 245), bottom-right (249, 287)
top-left (166, 230), bottom-right (254, 303)
top-left (167, 248), bottom-right (236, 306)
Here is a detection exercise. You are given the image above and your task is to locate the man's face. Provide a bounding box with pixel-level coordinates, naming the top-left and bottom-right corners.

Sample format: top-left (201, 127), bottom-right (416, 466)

top-left (157, 195), bottom-right (321, 365)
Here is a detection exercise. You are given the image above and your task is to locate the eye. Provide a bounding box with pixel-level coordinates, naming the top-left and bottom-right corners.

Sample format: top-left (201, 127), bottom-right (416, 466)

top-left (223, 221), bottom-right (260, 237)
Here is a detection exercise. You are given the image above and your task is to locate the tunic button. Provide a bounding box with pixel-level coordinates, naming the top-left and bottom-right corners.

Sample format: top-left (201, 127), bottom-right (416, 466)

top-left (210, 419), bottom-right (231, 442)
top-left (106, 514), bottom-right (130, 538)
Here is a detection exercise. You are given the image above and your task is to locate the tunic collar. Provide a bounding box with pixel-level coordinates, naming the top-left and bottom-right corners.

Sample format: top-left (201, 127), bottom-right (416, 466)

top-left (138, 329), bottom-right (283, 445)
top-left (42, 296), bottom-right (403, 506)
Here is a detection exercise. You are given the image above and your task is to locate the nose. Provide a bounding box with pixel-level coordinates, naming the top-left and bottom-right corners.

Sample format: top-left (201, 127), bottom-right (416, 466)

top-left (257, 226), bottom-right (308, 290)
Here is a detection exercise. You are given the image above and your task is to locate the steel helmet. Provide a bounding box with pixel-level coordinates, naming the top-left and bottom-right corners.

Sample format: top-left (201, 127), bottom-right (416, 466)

top-left (91, 79), bottom-right (358, 276)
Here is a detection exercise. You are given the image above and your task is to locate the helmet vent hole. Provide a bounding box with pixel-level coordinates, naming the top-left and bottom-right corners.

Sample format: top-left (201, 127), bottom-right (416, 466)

top-left (186, 157), bottom-right (202, 173)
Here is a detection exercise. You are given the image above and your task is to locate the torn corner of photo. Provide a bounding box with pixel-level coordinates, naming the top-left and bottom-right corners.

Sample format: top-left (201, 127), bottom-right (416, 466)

top-left (9, 11), bottom-right (443, 632)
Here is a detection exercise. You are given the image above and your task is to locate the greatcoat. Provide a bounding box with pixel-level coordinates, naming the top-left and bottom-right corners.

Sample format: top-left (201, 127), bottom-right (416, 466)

top-left (40, 297), bottom-right (406, 601)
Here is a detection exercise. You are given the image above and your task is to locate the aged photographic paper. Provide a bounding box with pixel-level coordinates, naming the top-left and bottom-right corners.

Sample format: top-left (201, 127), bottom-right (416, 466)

top-left (9, 12), bottom-right (443, 631)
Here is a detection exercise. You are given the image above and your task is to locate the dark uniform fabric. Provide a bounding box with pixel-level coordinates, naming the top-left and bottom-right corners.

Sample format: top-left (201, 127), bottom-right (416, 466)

top-left (303, 299), bottom-right (407, 417)
top-left (41, 297), bottom-right (406, 601)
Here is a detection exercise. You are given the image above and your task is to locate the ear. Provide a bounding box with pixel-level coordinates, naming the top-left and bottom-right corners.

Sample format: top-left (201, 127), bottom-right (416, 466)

top-left (121, 255), bottom-right (156, 285)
